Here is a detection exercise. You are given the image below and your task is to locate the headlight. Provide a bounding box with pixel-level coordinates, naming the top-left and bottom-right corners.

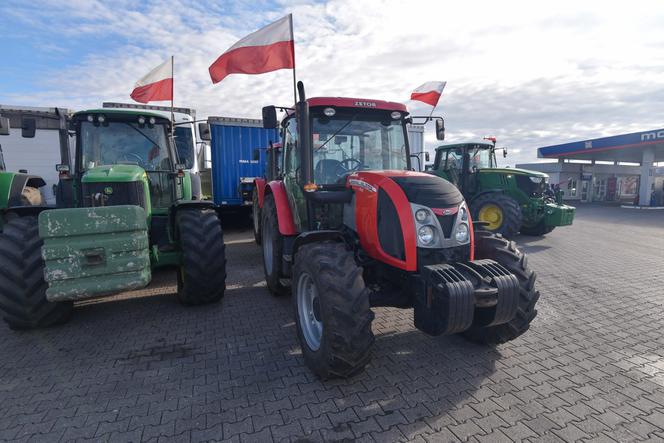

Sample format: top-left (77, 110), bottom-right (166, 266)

top-left (323, 107), bottom-right (336, 117)
top-left (138, 116), bottom-right (146, 125)
top-left (97, 114), bottom-right (106, 123)
top-left (86, 115), bottom-right (94, 122)
top-left (148, 117), bottom-right (156, 125)
top-left (529, 176), bottom-right (543, 183)
top-left (455, 223), bottom-right (469, 243)
top-left (390, 111), bottom-right (402, 120)
top-left (418, 225), bottom-right (435, 245)
top-left (415, 209), bottom-right (429, 222)
top-left (544, 176), bottom-right (550, 184)
top-left (460, 206), bottom-right (468, 221)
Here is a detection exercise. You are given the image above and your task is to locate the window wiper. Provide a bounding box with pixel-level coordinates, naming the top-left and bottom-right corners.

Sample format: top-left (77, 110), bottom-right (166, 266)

top-left (123, 122), bottom-right (163, 149)
top-left (316, 114), bottom-right (358, 152)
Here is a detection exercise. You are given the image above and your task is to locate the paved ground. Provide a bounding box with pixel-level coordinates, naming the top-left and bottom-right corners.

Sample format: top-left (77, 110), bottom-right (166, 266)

top-left (0, 204), bottom-right (663, 442)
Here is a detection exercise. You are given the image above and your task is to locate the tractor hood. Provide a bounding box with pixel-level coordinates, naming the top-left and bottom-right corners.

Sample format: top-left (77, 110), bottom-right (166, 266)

top-left (81, 164), bottom-right (147, 183)
top-left (480, 167), bottom-right (549, 179)
top-left (349, 170), bottom-right (464, 208)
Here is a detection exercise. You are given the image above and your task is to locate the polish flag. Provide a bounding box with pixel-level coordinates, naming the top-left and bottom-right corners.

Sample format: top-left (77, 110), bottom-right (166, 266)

top-left (410, 81), bottom-right (447, 107)
top-left (209, 14), bottom-right (294, 84)
top-left (130, 58), bottom-right (173, 104)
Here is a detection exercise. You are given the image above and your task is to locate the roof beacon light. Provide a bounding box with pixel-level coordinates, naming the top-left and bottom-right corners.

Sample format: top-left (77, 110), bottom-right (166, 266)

top-left (323, 107), bottom-right (336, 117)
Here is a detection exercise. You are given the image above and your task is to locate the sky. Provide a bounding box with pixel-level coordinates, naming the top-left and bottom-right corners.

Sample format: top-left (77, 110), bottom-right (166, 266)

top-left (1, 0), bottom-right (663, 166)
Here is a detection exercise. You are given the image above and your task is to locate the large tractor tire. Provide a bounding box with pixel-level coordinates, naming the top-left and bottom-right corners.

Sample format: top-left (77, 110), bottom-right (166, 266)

top-left (0, 216), bottom-right (72, 330)
top-left (520, 220), bottom-right (555, 236)
top-left (471, 193), bottom-right (522, 238)
top-left (462, 229), bottom-right (539, 344)
top-left (252, 188), bottom-right (261, 245)
top-left (261, 194), bottom-right (288, 296)
top-left (176, 209), bottom-right (226, 305)
top-left (293, 242), bottom-right (374, 379)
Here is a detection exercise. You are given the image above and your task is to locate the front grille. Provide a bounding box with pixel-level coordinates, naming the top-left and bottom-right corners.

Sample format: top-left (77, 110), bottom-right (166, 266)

top-left (81, 181), bottom-right (147, 210)
top-left (417, 245), bottom-right (470, 269)
top-left (377, 188), bottom-right (405, 260)
top-left (436, 214), bottom-right (456, 238)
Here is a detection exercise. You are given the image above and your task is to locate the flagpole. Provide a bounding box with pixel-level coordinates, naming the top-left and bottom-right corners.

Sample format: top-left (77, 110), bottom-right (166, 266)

top-left (289, 14), bottom-right (297, 106)
top-left (170, 55), bottom-right (175, 138)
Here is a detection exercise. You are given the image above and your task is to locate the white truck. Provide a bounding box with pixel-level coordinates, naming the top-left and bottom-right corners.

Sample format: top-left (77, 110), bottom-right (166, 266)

top-left (102, 102), bottom-right (207, 199)
top-left (0, 105), bottom-right (72, 205)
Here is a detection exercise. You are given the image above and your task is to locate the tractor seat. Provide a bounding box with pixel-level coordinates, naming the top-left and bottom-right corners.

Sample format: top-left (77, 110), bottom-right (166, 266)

top-left (314, 159), bottom-right (343, 184)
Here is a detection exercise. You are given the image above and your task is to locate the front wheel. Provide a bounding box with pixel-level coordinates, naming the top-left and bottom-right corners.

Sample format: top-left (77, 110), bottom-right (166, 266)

top-left (176, 209), bottom-right (226, 305)
top-left (293, 243), bottom-right (374, 380)
top-left (471, 193), bottom-right (522, 238)
top-left (462, 229), bottom-right (539, 344)
top-left (0, 216), bottom-right (72, 329)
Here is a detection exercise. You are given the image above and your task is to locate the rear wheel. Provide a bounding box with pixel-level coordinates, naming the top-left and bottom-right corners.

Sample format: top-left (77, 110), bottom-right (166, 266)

top-left (176, 209), bottom-right (226, 305)
top-left (471, 193), bottom-right (522, 238)
top-left (462, 229), bottom-right (539, 344)
top-left (0, 216), bottom-right (72, 329)
top-left (252, 188), bottom-right (261, 245)
top-left (293, 242), bottom-right (374, 379)
top-left (261, 195), bottom-right (288, 296)
top-left (520, 219), bottom-right (555, 236)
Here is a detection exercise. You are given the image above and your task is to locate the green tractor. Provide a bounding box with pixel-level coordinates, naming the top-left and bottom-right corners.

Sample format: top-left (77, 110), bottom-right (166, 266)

top-left (0, 116), bottom-right (47, 231)
top-left (0, 109), bottom-right (226, 330)
top-left (429, 139), bottom-right (575, 237)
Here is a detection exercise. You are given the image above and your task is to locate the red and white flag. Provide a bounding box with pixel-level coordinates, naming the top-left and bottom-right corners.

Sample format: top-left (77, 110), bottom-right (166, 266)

top-left (410, 81), bottom-right (447, 107)
top-left (130, 58), bottom-right (173, 103)
top-left (209, 14), bottom-right (294, 84)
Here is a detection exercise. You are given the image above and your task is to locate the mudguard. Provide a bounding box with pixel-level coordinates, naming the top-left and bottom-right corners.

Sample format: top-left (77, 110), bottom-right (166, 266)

top-left (255, 178), bottom-right (266, 208)
top-left (266, 181), bottom-right (297, 236)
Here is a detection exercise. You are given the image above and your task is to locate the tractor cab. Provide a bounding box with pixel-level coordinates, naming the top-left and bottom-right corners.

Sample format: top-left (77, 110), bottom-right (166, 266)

top-left (69, 109), bottom-right (185, 213)
top-left (433, 140), bottom-right (498, 193)
top-left (256, 82), bottom-right (539, 380)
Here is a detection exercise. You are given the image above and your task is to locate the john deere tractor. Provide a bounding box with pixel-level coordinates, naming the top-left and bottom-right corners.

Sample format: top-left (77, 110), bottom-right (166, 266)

top-left (429, 139), bottom-right (575, 237)
top-left (254, 82), bottom-right (540, 379)
top-left (0, 109), bottom-right (226, 330)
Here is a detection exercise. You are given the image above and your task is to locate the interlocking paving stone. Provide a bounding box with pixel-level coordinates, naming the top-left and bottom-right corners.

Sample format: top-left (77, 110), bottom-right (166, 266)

top-left (0, 206), bottom-right (663, 442)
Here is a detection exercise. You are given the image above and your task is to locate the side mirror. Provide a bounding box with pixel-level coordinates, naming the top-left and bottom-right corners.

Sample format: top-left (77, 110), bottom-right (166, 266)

top-left (503, 148), bottom-right (507, 158)
top-left (435, 118), bottom-right (445, 141)
top-left (55, 164), bottom-right (70, 173)
top-left (252, 149), bottom-right (260, 161)
top-left (262, 106), bottom-right (278, 129)
top-left (425, 152), bottom-right (430, 162)
top-left (0, 117), bottom-right (10, 136)
top-left (198, 122), bottom-right (211, 141)
top-left (22, 117), bottom-right (36, 138)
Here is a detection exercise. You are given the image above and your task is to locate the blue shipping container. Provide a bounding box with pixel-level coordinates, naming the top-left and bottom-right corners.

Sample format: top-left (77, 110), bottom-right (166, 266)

top-left (209, 117), bottom-right (279, 207)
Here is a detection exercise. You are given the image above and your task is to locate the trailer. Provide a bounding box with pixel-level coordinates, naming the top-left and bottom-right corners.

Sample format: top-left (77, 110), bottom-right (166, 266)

top-left (208, 117), bottom-right (279, 209)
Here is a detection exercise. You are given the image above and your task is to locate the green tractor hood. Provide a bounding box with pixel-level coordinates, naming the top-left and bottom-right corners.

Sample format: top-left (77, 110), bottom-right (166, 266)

top-left (480, 167), bottom-right (548, 179)
top-left (81, 164), bottom-right (146, 183)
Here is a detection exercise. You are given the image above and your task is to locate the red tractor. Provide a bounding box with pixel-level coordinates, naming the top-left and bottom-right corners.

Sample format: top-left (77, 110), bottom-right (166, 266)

top-left (255, 82), bottom-right (540, 379)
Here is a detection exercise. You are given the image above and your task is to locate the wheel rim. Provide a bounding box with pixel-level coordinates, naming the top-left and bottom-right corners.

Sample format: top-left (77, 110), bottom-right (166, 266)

top-left (478, 204), bottom-right (504, 230)
top-left (262, 222), bottom-right (273, 274)
top-left (296, 271), bottom-right (323, 351)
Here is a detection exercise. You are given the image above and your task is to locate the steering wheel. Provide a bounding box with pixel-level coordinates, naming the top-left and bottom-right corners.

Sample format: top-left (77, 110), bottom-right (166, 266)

top-left (119, 152), bottom-right (143, 165)
top-left (335, 158), bottom-right (362, 177)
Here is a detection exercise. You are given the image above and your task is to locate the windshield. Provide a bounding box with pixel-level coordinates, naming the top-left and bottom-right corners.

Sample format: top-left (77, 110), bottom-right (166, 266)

top-left (174, 125), bottom-right (194, 169)
top-left (80, 121), bottom-right (171, 171)
top-left (470, 146), bottom-right (495, 169)
top-left (311, 111), bottom-right (407, 185)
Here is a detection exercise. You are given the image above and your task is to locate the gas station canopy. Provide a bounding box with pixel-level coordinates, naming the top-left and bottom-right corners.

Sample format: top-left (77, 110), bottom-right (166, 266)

top-left (538, 128), bottom-right (664, 163)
